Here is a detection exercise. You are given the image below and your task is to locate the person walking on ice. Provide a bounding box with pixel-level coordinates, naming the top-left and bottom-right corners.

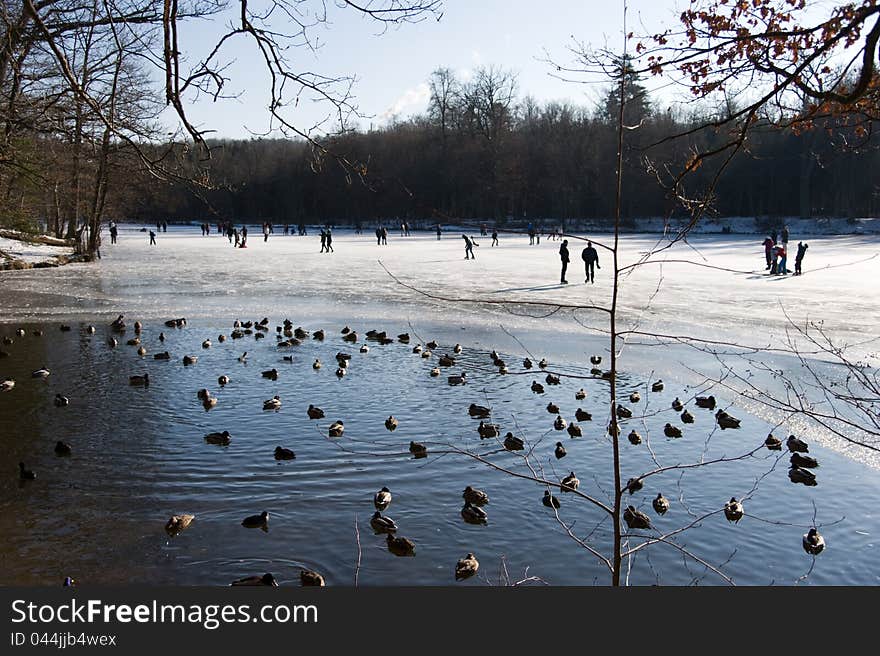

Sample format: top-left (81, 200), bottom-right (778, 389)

top-left (491, 229), bottom-right (498, 246)
top-left (795, 242), bottom-right (808, 275)
top-left (559, 239), bottom-right (570, 284)
top-left (762, 235), bottom-right (775, 270)
top-left (582, 240), bottom-right (600, 283)
top-left (325, 228), bottom-right (334, 253)
top-left (148, 229), bottom-right (157, 246)
top-left (320, 229), bottom-right (327, 253)
top-left (463, 234), bottom-right (478, 259)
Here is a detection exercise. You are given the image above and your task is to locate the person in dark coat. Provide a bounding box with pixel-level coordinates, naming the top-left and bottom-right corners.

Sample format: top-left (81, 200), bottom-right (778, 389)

top-left (436, 224), bottom-right (442, 240)
top-left (559, 240), bottom-right (570, 284)
top-left (462, 234), bottom-right (477, 259)
top-left (762, 235), bottom-right (775, 270)
top-left (149, 230), bottom-right (156, 246)
top-left (320, 229), bottom-right (327, 252)
top-left (582, 241), bottom-right (600, 283)
top-left (376, 227), bottom-right (382, 245)
top-left (795, 241), bottom-right (808, 275)
top-left (781, 225), bottom-right (789, 246)
top-left (325, 228), bottom-right (334, 253)
top-left (491, 229), bottom-right (498, 247)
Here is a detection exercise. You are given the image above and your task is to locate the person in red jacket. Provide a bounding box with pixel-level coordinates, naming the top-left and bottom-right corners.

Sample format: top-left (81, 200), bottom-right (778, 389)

top-left (762, 235), bottom-right (775, 270)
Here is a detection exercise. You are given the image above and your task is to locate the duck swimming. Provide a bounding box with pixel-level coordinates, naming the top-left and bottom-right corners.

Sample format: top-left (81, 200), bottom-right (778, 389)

top-left (182, 355), bottom-right (197, 366)
top-left (624, 506), bottom-right (651, 530)
top-left (765, 434), bottom-right (782, 450)
top-left (204, 430), bottom-right (231, 446)
top-left (409, 441), bottom-right (427, 458)
top-left (478, 421), bottom-right (500, 438)
top-left (218, 375), bottom-right (230, 386)
top-left (455, 553), bottom-right (479, 581)
top-left (671, 398), bottom-right (683, 412)
top-left (653, 493), bottom-right (670, 515)
top-left (695, 395), bottom-right (716, 410)
top-left (575, 389), bottom-right (586, 400)
top-left (274, 446), bottom-right (296, 460)
top-left (523, 358), bottom-right (533, 369)
top-left (231, 573), bottom-right (277, 587)
top-left (241, 511), bottom-right (269, 529)
top-left (590, 355), bottom-right (602, 365)
top-left (307, 405), bottom-right (325, 419)
top-left (575, 408), bottom-right (592, 421)
top-left (370, 511), bottom-right (397, 533)
top-left (300, 569), bottom-right (325, 586)
top-left (786, 435), bottom-right (809, 453)
top-left (429, 367), bottom-right (440, 377)
top-left (555, 442), bottom-right (567, 459)
top-left (32, 368), bottom-right (50, 378)
top-left (561, 471), bottom-right (579, 492)
top-left (651, 380), bottom-right (664, 392)
top-left (545, 373), bottom-right (561, 385)
top-left (461, 501), bottom-right (488, 524)
top-left (790, 453), bottom-right (818, 469)
top-left (312, 359), bottom-right (321, 370)
top-left (386, 533), bottom-right (415, 556)
top-left (629, 391), bottom-right (641, 403)
top-left (616, 404), bottom-right (632, 419)
top-left (165, 514), bottom-right (195, 536)
top-left (542, 490), bottom-right (561, 509)
top-left (19, 462), bottom-right (36, 480)
top-left (715, 410), bottom-right (741, 430)
top-left (463, 486), bottom-right (489, 505)
top-left (664, 423), bottom-right (682, 438)
top-left (374, 487), bottom-right (392, 510)
top-left (328, 421), bottom-right (345, 437)
top-left (385, 416), bottom-right (399, 431)
top-left (531, 381), bottom-right (545, 394)
top-left (626, 477), bottom-right (643, 494)
top-left (553, 415), bottom-right (567, 431)
top-left (627, 429), bottom-right (642, 445)
top-left (54, 440), bottom-right (72, 456)
top-left (129, 373), bottom-right (149, 386)
top-left (789, 466), bottom-right (817, 486)
top-left (546, 402), bottom-right (560, 414)
top-left (447, 371), bottom-right (467, 385)
top-left (153, 351), bottom-right (170, 360)
top-left (802, 527), bottom-right (825, 555)
top-left (54, 394), bottom-right (69, 407)
top-left (567, 422), bottom-right (582, 438)
top-left (261, 368), bottom-right (278, 380)
top-left (263, 395), bottom-right (281, 411)
top-left (681, 409), bottom-right (694, 423)
top-left (503, 433), bottom-right (525, 451)
top-left (468, 403), bottom-right (491, 418)
top-left (724, 497), bottom-right (744, 522)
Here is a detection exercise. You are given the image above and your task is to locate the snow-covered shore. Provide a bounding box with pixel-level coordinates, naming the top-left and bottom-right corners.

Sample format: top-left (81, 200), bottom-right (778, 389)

top-left (0, 229), bottom-right (77, 269)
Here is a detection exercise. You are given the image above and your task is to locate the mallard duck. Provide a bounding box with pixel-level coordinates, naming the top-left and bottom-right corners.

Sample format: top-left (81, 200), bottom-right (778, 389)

top-left (110, 315), bottom-right (125, 332)
top-left (341, 326), bottom-right (350, 335)
top-left (651, 380), bottom-right (664, 392)
top-left (202, 395), bottom-right (217, 410)
top-left (608, 422), bottom-right (620, 437)
top-left (386, 533), bottom-right (415, 556)
top-left (137, 346), bottom-right (148, 357)
top-left (231, 330), bottom-right (244, 339)
top-left (261, 368), bottom-right (278, 380)
top-left (409, 441), bottom-right (427, 458)
top-left (542, 490), bottom-right (561, 509)
top-left (724, 497), bottom-right (744, 523)
top-left (463, 486), bottom-right (489, 505)
top-left (681, 409), bottom-right (695, 424)
top-left (468, 403), bottom-right (491, 418)
top-left (503, 433), bottom-right (524, 450)
top-left (538, 358), bottom-right (548, 369)
top-left (360, 344), bottom-right (370, 353)
top-left (202, 339), bottom-right (211, 349)
top-left (478, 421), bottom-right (500, 438)
top-left (54, 394), bottom-right (69, 407)
top-left (448, 371), bottom-right (467, 385)
top-left (308, 358), bottom-right (320, 371)
top-left (546, 401), bottom-right (560, 414)
top-left (561, 471), bottom-right (579, 492)
top-left (623, 506), bottom-right (651, 529)
top-left (300, 569), bottom-right (325, 586)
top-left (627, 429), bottom-right (642, 445)
top-left (294, 327), bottom-right (308, 340)
top-left (32, 368), bottom-right (51, 378)
top-left (567, 422), bottom-right (582, 438)
top-left (328, 420), bottom-right (345, 437)
top-left (307, 404), bottom-right (324, 420)
top-left (274, 446), bottom-right (296, 460)
top-left (453, 344), bottom-right (463, 354)
top-left (455, 553), bottom-right (479, 581)
top-left (461, 501), bottom-right (488, 524)
top-left (671, 398), bottom-right (683, 412)
top-left (218, 334), bottom-right (226, 343)
top-left (126, 337), bottom-right (140, 346)
top-left (664, 423), bottom-right (682, 438)
top-left (653, 493), bottom-right (670, 515)
top-left (765, 434), bottom-right (783, 450)
top-left (575, 388), bottom-right (587, 400)
top-left (426, 340), bottom-right (439, 350)
top-left (165, 514), bottom-right (194, 535)
top-left (555, 442), bottom-right (567, 459)
top-left (695, 395), bottom-right (716, 409)
top-left (629, 391), bottom-right (641, 403)
top-left (342, 331), bottom-right (358, 343)
top-left (626, 477), bottom-right (643, 494)
top-left (231, 573), bottom-right (277, 586)
top-left (545, 373), bottom-right (561, 385)
top-left (498, 364), bottom-right (509, 375)
top-left (197, 388), bottom-right (211, 400)
top-left (803, 528), bottom-right (825, 555)
top-left (531, 380), bottom-right (545, 394)
top-left (790, 453), bottom-right (818, 469)
top-left (616, 404), bottom-right (632, 419)
top-left (374, 486), bottom-right (392, 510)
top-left (263, 395), bottom-right (281, 411)
top-left (335, 367), bottom-right (346, 378)
top-left (786, 435), bottom-right (809, 453)
top-left (523, 358), bottom-right (533, 369)
top-left (154, 351), bottom-right (170, 360)
top-left (385, 416), bottom-right (399, 431)
top-left (370, 511), bottom-right (397, 533)
top-left (412, 344), bottom-right (423, 354)
top-left (313, 329), bottom-right (325, 341)
top-left (204, 430), bottom-right (231, 446)
top-left (19, 462), bottom-right (36, 480)
top-left (129, 373), bottom-right (150, 386)
top-left (422, 350), bottom-right (432, 359)
top-left (789, 466), bottom-right (818, 486)
top-left (429, 367), bottom-right (441, 377)
top-left (218, 375), bottom-right (230, 386)
top-left (241, 511), bottom-right (269, 529)
top-left (397, 333), bottom-right (410, 344)
top-left (590, 367), bottom-right (602, 375)
top-left (590, 355), bottom-right (602, 365)
top-left (182, 355), bottom-right (197, 366)
top-left (54, 440), bottom-right (72, 456)
top-left (716, 410), bottom-right (741, 430)
top-left (575, 408), bottom-right (592, 421)
top-left (553, 415), bottom-right (567, 431)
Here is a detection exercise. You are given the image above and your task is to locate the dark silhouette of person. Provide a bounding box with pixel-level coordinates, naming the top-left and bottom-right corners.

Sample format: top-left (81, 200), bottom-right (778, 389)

top-left (582, 240), bottom-right (600, 283)
top-left (381, 227), bottom-right (388, 245)
top-left (781, 225), bottom-right (789, 246)
top-left (376, 227), bottom-right (382, 246)
top-left (162, 220), bottom-right (167, 233)
top-left (794, 242), bottom-right (808, 275)
top-left (491, 229), bottom-right (498, 247)
top-left (149, 230), bottom-right (156, 246)
top-left (326, 228), bottom-right (334, 253)
top-left (762, 235), bottom-right (775, 270)
top-left (559, 240), bottom-right (570, 284)
top-left (463, 234), bottom-right (477, 259)
top-left (436, 225), bottom-right (442, 240)
top-left (109, 222), bottom-right (118, 244)
top-left (320, 229), bottom-right (327, 252)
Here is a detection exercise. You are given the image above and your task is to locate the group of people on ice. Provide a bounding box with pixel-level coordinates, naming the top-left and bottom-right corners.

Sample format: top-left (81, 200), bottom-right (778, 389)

top-left (763, 226), bottom-right (808, 275)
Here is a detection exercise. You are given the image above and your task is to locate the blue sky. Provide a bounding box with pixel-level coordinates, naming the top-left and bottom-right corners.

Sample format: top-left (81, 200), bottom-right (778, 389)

top-left (167, 1), bottom-right (686, 139)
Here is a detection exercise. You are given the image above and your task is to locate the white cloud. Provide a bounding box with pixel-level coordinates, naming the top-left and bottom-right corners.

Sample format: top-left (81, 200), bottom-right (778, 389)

top-left (379, 82), bottom-right (431, 123)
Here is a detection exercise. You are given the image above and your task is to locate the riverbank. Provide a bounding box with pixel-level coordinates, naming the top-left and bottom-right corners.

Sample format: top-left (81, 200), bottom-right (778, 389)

top-left (0, 229), bottom-right (81, 270)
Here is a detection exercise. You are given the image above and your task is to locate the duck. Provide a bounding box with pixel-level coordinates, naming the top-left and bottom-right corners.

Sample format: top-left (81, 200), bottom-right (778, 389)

top-left (126, 337), bottom-right (140, 346)
top-left (2, 336), bottom-right (12, 345)
top-left (397, 333), bottom-right (410, 344)
top-left (421, 350), bottom-right (432, 359)
top-left (154, 351), bottom-right (170, 360)
top-left (54, 440), bottom-right (72, 456)
top-left (575, 388), bottom-right (587, 400)
top-left (453, 343), bottom-right (463, 354)
top-left (715, 410), bottom-right (741, 430)
top-left (461, 501), bottom-right (488, 524)
top-left (790, 453), bottom-right (819, 469)
top-left (373, 486), bottom-right (392, 511)
top-left (498, 364), bottom-right (509, 375)
top-left (412, 344), bottom-right (423, 354)
top-left (218, 375), bottom-right (230, 386)
top-left (608, 422), bottom-right (620, 437)
top-left (653, 493), bottom-right (670, 515)
top-left (313, 329), bottom-right (325, 341)
top-left (231, 573), bottom-right (277, 587)
top-left (681, 409), bottom-right (694, 424)
top-left (616, 404), bottom-right (632, 419)
top-left (19, 462), bottom-right (36, 480)
top-left (307, 404), bottom-right (325, 419)
top-left (182, 355), bottom-right (197, 366)
top-left (386, 533), bottom-right (416, 556)
top-left (218, 334), bottom-right (226, 343)
top-left (561, 471), bottom-right (579, 492)
top-left (447, 371), bottom-right (467, 385)
top-left (158, 332), bottom-right (165, 342)
top-left (294, 327), bottom-right (309, 340)
top-left (546, 402), bottom-right (560, 414)
top-left (671, 398), bottom-right (683, 412)
top-left (478, 421), bottom-right (500, 439)
top-left (231, 330), bottom-right (244, 339)
top-left (629, 391), bottom-right (641, 403)
top-left (555, 442), bottom-right (567, 459)
top-left (202, 395), bottom-right (217, 410)
top-left (328, 421), bottom-right (345, 437)
top-left (724, 497), bottom-right (744, 522)
top-left (32, 368), bottom-right (51, 378)
top-left (786, 435), bottom-right (809, 453)
top-left (455, 553), bottom-right (479, 581)
top-left (575, 408), bottom-right (592, 422)
top-left (54, 394), bottom-right (69, 407)
top-left (490, 350), bottom-right (499, 361)
top-left (261, 368), bottom-right (279, 380)
top-left (626, 477), bottom-right (643, 495)
top-left (110, 315), bottom-right (126, 332)
top-left (523, 358), bottom-right (533, 369)
top-left (695, 395), bottom-right (716, 409)
top-left (165, 514), bottom-right (194, 535)
top-left (545, 373), bottom-right (561, 385)
top-left (590, 367), bottom-right (602, 375)
top-left (263, 395), bottom-right (281, 411)
top-left (360, 344), bottom-right (370, 353)
top-left (241, 511), bottom-right (269, 529)
top-left (202, 339), bottom-right (211, 349)
top-left (341, 326), bottom-right (351, 335)
top-left (463, 486), bottom-right (489, 505)
top-left (370, 511), bottom-right (398, 533)
top-left (204, 430), bottom-right (231, 446)
top-left (300, 569), bottom-right (325, 586)
top-left (651, 380), bottom-right (664, 392)
top-left (197, 388), bottom-right (211, 400)
top-left (590, 355), bottom-right (602, 365)
top-left (409, 441), bottom-right (427, 458)
top-left (86, 325), bottom-right (96, 334)
top-left (664, 423), bottom-right (682, 438)
top-left (803, 527), bottom-right (825, 555)
top-left (137, 346), bottom-right (147, 357)
top-left (624, 506), bottom-right (651, 529)
top-left (426, 340), bottom-right (439, 350)
top-left (335, 367), bottom-right (346, 378)
top-left (765, 434), bottom-right (783, 450)
top-left (627, 429), bottom-right (642, 445)
top-left (553, 415), bottom-right (567, 431)
top-left (789, 466), bottom-right (818, 486)
top-left (531, 380), bottom-right (545, 394)
top-left (503, 432), bottom-right (525, 450)
top-left (567, 422), bottom-right (582, 438)
top-left (542, 490), bottom-right (561, 509)
top-left (468, 403), bottom-right (491, 418)
top-left (538, 358), bottom-right (548, 369)
top-left (238, 351), bottom-right (249, 362)
top-left (310, 359), bottom-right (321, 370)
top-left (429, 367), bottom-right (440, 377)
top-left (274, 446), bottom-right (296, 460)
top-left (342, 331), bottom-right (358, 343)
top-left (129, 373), bottom-right (150, 386)
top-left (385, 416), bottom-right (399, 431)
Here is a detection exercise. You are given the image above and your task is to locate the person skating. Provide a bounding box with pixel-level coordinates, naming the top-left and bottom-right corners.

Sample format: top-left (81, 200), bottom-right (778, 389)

top-left (559, 239), bottom-right (570, 284)
top-left (109, 221), bottom-right (118, 244)
top-left (781, 225), bottom-right (789, 246)
top-left (770, 244), bottom-right (779, 274)
top-left (491, 229), bottom-right (498, 247)
top-left (263, 223), bottom-right (270, 242)
top-left (776, 242), bottom-right (787, 275)
top-left (582, 240), bottom-right (600, 283)
top-left (794, 242), bottom-right (808, 275)
top-left (463, 234), bottom-right (477, 259)
top-left (320, 229), bottom-right (327, 252)
top-left (381, 226), bottom-right (388, 245)
top-left (326, 228), bottom-right (334, 253)
top-left (762, 235), bottom-right (775, 270)
top-left (436, 224), bottom-right (442, 240)
top-left (149, 230), bottom-right (157, 246)
top-left (376, 227), bottom-right (382, 246)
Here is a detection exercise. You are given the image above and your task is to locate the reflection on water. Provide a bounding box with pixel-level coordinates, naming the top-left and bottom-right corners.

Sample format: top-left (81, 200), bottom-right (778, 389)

top-left (0, 320), bottom-right (878, 586)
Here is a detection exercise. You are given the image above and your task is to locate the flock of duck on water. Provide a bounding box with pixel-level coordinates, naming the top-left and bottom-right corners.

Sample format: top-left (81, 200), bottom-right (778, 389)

top-left (1, 314), bottom-right (826, 585)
